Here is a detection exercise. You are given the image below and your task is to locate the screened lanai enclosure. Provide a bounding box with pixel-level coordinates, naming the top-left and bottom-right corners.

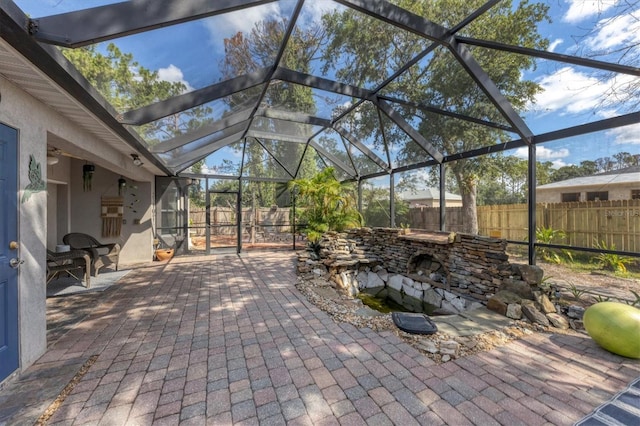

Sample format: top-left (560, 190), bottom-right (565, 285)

top-left (10, 0), bottom-right (640, 260)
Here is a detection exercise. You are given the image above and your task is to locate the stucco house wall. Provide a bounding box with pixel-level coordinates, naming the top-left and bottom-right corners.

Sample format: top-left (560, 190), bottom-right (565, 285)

top-left (537, 183), bottom-right (639, 203)
top-left (536, 169), bottom-right (640, 203)
top-left (67, 159), bottom-right (154, 265)
top-left (398, 189), bottom-right (463, 208)
top-left (1, 75), bottom-right (49, 371)
top-left (0, 74), bottom-right (155, 376)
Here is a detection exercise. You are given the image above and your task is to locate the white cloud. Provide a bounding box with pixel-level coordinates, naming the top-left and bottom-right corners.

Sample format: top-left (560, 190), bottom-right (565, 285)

top-left (157, 64), bottom-right (194, 92)
top-left (202, 3), bottom-right (282, 52)
top-left (548, 38), bottom-right (564, 52)
top-left (551, 159), bottom-right (569, 169)
top-left (608, 122), bottom-right (640, 145)
top-left (298, 1), bottom-right (336, 26)
top-left (514, 146), bottom-right (570, 160)
top-left (583, 10), bottom-right (640, 51)
top-left (539, 146), bottom-right (570, 160)
top-left (533, 67), bottom-right (604, 113)
top-left (532, 66), bottom-right (637, 117)
top-left (596, 108), bottom-right (620, 119)
top-left (201, 1), bottom-right (336, 56)
top-left (563, 0), bottom-right (619, 24)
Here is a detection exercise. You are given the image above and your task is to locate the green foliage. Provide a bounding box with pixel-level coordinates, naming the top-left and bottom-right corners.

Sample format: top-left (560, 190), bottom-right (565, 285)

top-left (546, 154), bottom-right (638, 184)
top-left (560, 249), bottom-right (575, 263)
top-left (289, 168), bottom-right (362, 242)
top-left (360, 185), bottom-right (410, 228)
top-left (535, 226), bottom-right (566, 244)
top-left (476, 155), bottom-right (528, 205)
top-left (542, 252), bottom-right (564, 265)
top-left (306, 240), bottom-right (322, 259)
top-left (322, 0), bottom-right (550, 234)
top-left (187, 162), bottom-right (206, 208)
top-left (533, 226), bottom-right (567, 264)
top-left (567, 283), bottom-right (586, 300)
top-left (592, 241), bottom-right (635, 274)
top-left (63, 44), bottom-right (213, 146)
top-left (627, 291), bottom-right (640, 307)
top-left (219, 18), bottom-right (323, 196)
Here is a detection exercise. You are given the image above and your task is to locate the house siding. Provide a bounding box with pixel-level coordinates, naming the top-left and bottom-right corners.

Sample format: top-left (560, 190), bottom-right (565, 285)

top-left (0, 73), bottom-right (155, 377)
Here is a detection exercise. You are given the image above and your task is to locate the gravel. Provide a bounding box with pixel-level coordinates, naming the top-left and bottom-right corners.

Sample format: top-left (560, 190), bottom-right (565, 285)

top-left (295, 273), bottom-right (550, 364)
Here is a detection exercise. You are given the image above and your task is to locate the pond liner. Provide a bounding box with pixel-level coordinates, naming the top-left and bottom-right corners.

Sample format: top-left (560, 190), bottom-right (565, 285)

top-left (392, 312), bottom-right (438, 335)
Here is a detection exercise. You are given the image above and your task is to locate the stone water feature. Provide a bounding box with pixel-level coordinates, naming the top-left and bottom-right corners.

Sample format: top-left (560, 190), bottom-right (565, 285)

top-left (298, 227), bottom-right (572, 329)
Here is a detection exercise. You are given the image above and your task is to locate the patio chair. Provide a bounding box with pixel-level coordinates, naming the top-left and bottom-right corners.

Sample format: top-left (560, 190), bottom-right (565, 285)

top-left (46, 249), bottom-right (91, 287)
top-left (63, 233), bottom-right (120, 276)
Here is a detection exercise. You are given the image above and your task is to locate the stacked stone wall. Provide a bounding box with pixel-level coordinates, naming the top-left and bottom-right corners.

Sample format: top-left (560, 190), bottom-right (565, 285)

top-left (301, 228), bottom-right (577, 329)
top-left (317, 227), bottom-right (518, 304)
top-left (448, 234), bottom-right (513, 301)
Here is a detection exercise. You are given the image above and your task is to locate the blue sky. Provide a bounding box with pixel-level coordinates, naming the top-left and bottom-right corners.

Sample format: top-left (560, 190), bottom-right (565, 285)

top-left (14, 0), bottom-right (640, 172)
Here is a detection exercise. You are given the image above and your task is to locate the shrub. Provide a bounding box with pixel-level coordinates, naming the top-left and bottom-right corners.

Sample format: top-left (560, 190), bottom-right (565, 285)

top-left (534, 226), bottom-right (566, 264)
top-left (592, 240), bottom-right (634, 274)
top-left (289, 168), bottom-right (362, 242)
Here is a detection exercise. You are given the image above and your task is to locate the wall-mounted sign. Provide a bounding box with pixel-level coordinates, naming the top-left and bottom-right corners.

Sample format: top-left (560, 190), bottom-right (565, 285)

top-left (21, 154), bottom-right (46, 203)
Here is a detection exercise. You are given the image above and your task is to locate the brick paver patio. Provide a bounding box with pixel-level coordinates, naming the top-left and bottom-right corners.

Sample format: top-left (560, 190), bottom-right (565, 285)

top-left (2, 251), bottom-right (639, 425)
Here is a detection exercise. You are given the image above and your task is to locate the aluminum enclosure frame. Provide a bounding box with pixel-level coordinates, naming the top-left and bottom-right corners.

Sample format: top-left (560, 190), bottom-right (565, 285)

top-left (2, 0), bottom-right (638, 261)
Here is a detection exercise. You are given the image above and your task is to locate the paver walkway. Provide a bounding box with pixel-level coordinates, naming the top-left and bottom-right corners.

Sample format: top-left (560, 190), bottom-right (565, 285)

top-left (1, 251), bottom-right (639, 425)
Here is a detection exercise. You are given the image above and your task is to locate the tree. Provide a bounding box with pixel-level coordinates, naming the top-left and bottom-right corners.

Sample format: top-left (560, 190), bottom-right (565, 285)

top-left (474, 155), bottom-right (529, 205)
top-left (360, 184), bottom-right (410, 227)
top-left (220, 18), bottom-right (326, 208)
top-left (549, 164), bottom-right (585, 183)
top-left (568, 1), bottom-right (640, 112)
top-left (63, 44), bottom-right (213, 146)
top-left (321, 0), bottom-right (550, 233)
top-left (578, 160), bottom-right (599, 176)
top-left (187, 161), bottom-right (206, 208)
top-left (613, 152), bottom-right (639, 169)
top-left (548, 154), bottom-right (637, 184)
top-left (595, 156), bottom-right (616, 172)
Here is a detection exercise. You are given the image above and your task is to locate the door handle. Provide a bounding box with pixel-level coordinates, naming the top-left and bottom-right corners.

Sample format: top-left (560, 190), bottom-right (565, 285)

top-left (9, 258), bottom-right (24, 269)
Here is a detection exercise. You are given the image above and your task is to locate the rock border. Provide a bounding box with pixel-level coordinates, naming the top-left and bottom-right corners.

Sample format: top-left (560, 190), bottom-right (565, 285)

top-left (295, 271), bottom-right (567, 364)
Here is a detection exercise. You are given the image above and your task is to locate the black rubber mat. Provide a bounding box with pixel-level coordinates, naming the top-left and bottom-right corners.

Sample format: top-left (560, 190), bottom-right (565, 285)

top-left (391, 312), bottom-right (438, 335)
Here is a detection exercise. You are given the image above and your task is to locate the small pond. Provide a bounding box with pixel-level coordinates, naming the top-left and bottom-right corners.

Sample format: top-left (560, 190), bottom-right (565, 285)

top-left (358, 286), bottom-right (440, 315)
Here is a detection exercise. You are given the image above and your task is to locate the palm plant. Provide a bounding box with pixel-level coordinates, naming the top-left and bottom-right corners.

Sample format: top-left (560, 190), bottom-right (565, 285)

top-left (289, 168), bottom-right (363, 242)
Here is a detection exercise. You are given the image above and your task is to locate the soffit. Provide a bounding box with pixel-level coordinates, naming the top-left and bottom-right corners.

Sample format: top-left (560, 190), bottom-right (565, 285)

top-left (0, 38), bottom-right (164, 175)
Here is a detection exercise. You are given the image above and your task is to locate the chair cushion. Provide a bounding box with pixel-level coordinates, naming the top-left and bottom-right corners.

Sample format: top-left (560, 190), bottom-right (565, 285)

top-left (96, 247), bottom-right (111, 256)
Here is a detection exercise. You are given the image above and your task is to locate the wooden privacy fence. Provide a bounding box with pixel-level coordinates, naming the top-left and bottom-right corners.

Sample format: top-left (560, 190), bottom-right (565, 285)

top-left (409, 200), bottom-right (640, 252)
top-left (189, 207), bottom-right (292, 236)
top-left (190, 201), bottom-right (640, 251)
top-left (541, 200), bottom-right (640, 252)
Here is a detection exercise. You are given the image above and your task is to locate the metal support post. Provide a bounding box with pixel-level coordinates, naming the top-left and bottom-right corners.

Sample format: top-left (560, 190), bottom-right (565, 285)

top-left (237, 179), bottom-right (243, 254)
top-left (439, 163), bottom-right (446, 231)
top-left (205, 181), bottom-right (211, 256)
top-left (528, 144), bottom-right (537, 265)
top-left (390, 173), bottom-right (395, 228)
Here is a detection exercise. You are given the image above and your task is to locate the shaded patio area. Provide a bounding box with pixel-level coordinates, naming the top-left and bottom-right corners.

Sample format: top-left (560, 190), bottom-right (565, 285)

top-left (1, 251), bottom-right (639, 425)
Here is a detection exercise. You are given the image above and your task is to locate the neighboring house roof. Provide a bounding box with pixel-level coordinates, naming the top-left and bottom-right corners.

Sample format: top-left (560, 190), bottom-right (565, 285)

top-left (398, 188), bottom-right (462, 202)
top-left (537, 166), bottom-right (640, 190)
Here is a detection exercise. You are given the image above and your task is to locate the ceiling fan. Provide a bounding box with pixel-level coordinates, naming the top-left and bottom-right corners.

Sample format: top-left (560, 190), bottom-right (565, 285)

top-left (46, 145), bottom-right (84, 165)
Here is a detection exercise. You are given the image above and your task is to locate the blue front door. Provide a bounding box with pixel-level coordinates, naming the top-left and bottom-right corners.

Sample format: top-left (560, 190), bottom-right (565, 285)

top-left (0, 123), bottom-right (19, 382)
